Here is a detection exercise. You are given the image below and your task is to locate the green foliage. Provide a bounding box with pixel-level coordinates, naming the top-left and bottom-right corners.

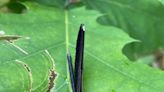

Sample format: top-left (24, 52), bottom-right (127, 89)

top-left (83, 0), bottom-right (164, 60)
top-left (0, 0), bottom-right (164, 92)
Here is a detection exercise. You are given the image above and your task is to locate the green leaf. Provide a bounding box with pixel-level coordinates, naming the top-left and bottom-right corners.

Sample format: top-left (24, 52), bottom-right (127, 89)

top-left (0, 2), bottom-right (63, 92)
top-left (83, 0), bottom-right (164, 60)
top-left (1, 1), bottom-right (164, 92)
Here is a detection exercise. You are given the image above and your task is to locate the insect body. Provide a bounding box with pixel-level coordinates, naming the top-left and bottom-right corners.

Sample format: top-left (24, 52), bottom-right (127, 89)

top-left (0, 35), bottom-right (22, 42)
top-left (0, 30), bottom-right (28, 54)
top-left (67, 24), bottom-right (85, 92)
top-left (0, 30), bottom-right (22, 42)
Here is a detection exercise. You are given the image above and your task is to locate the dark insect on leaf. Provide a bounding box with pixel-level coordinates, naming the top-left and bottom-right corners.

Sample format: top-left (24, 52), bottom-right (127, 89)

top-left (67, 24), bottom-right (85, 92)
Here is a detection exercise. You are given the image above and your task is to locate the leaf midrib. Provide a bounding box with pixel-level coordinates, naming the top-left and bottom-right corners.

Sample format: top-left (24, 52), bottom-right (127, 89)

top-left (65, 10), bottom-right (69, 53)
top-left (64, 9), bottom-right (72, 92)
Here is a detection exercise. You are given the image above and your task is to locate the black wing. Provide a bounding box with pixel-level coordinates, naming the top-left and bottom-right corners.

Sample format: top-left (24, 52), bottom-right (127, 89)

top-left (74, 24), bottom-right (85, 92)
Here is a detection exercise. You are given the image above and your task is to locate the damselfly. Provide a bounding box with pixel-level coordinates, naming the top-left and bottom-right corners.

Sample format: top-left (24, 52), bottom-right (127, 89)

top-left (0, 30), bottom-right (22, 42)
top-left (67, 24), bottom-right (85, 92)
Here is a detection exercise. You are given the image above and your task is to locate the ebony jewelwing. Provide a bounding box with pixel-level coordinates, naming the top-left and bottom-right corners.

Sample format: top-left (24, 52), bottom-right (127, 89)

top-left (67, 24), bottom-right (85, 92)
